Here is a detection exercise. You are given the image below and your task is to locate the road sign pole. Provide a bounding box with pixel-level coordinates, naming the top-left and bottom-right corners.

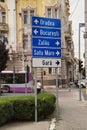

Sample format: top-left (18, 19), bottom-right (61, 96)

top-left (34, 68), bottom-right (37, 122)
top-left (55, 68), bottom-right (59, 121)
top-left (32, 16), bottom-right (62, 121)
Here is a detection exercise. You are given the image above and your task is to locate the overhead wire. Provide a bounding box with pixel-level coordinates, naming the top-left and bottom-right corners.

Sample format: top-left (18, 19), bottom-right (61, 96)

top-left (69, 0), bottom-right (80, 19)
top-left (62, 0), bottom-right (80, 28)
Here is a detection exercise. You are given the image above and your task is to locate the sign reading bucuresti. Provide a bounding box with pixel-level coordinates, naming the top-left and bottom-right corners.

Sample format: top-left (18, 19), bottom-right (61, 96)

top-left (32, 16), bottom-right (62, 68)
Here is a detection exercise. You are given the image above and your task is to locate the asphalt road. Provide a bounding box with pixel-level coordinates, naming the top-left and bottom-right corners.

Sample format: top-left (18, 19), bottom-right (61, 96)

top-left (1, 86), bottom-right (87, 102)
top-left (0, 92), bottom-right (35, 97)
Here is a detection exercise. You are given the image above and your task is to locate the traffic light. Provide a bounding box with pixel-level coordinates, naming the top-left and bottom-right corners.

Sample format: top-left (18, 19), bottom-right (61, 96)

top-left (79, 60), bottom-right (83, 72)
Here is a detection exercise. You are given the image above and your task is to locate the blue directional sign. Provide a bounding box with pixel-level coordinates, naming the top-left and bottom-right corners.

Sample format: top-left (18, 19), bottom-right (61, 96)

top-left (32, 38), bottom-right (61, 48)
top-left (32, 27), bottom-right (61, 38)
top-left (32, 16), bottom-right (61, 28)
top-left (32, 48), bottom-right (61, 58)
top-left (32, 16), bottom-right (62, 67)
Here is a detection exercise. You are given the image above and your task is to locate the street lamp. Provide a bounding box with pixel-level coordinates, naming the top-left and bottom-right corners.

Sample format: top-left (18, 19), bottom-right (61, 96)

top-left (84, 31), bottom-right (87, 79)
top-left (79, 23), bottom-right (85, 101)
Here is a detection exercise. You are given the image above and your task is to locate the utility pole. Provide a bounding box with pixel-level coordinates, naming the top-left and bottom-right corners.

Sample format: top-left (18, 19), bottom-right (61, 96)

top-left (22, 28), bottom-right (25, 71)
top-left (85, 0), bottom-right (87, 79)
top-left (12, 50), bottom-right (15, 93)
top-left (19, 13), bottom-right (25, 71)
top-left (79, 23), bottom-right (85, 101)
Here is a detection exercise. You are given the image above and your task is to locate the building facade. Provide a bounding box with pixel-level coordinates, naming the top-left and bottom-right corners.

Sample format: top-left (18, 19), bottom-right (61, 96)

top-left (0, 0), bottom-right (74, 87)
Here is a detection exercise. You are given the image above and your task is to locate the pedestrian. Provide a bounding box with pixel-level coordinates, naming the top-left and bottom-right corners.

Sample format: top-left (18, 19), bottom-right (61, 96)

top-left (69, 81), bottom-right (72, 92)
top-left (37, 80), bottom-right (41, 94)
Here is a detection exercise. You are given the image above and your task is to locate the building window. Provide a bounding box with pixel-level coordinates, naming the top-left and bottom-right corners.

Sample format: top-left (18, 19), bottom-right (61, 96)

top-left (48, 67), bottom-right (52, 74)
top-left (23, 9), bottom-right (35, 24)
top-left (2, 11), bottom-right (6, 23)
top-left (54, 8), bottom-right (58, 18)
top-left (0, 6), bottom-right (6, 23)
top-left (46, 6), bottom-right (59, 19)
top-left (23, 10), bottom-right (28, 24)
top-left (43, 71), bottom-right (46, 75)
top-left (23, 34), bottom-right (28, 49)
top-left (47, 8), bottom-right (51, 18)
top-left (30, 10), bottom-right (34, 24)
top-left (68, 24), bottom-right (71, 33)
top-left (0, 0), bottom-right (5, 2)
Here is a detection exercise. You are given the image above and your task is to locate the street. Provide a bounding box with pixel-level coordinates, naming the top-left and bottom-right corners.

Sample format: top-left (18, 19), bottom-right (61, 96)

top-left (0, 91), bottom-right (35, 97)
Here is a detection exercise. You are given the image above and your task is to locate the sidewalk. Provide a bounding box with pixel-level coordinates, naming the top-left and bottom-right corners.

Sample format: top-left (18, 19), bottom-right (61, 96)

top-left (56, 88), bottom-right (87, 130)
top-left (1, 87), bottom-right (87, 130)
top-left (0, 121), bottom-right (50, 130)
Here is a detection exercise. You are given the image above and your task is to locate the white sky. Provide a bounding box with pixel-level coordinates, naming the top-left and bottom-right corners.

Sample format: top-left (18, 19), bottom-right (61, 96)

top-left (69, 0), bottom-right (85, 60)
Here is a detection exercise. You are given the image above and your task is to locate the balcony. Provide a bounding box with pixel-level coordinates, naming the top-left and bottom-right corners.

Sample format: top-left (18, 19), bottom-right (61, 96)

top-left (0, 22), bottom-right (9, 32)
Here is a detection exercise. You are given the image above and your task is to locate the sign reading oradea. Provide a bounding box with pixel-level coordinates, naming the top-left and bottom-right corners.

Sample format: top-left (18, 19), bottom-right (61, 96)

top-left (32, 16), bottom-right (62, 68)
top-left (32, 16), bottom-right (61, 28)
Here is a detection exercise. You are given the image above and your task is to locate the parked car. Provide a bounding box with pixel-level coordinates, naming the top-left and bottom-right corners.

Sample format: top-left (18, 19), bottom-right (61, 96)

top-left (69, 82), bottom-right (75, 87)
top-left (74, 80), bottom-right (79, 87)
top-left (78, 79), bottom-right (87, 88)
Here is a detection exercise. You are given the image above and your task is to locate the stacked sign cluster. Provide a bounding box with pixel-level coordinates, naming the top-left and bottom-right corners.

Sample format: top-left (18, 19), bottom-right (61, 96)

top-left (32, 16), bottom-right (61, 68)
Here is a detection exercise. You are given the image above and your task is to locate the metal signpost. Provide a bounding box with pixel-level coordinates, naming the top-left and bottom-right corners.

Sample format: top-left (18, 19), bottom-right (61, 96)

top-left (79, 23), bottom-right (85, 101)
top-left (32, 16), bottom-right (62, 122)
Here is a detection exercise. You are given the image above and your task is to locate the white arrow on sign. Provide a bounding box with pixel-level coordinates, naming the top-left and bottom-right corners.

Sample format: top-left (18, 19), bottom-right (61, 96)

top-left (34, 19), bottom-right (39, 24)
top-left (56, 51), bottom-right (60, 56)
top-left (34, 29), bottom-right (38, 35)
top-left (55, 41), bottom-right (60, 46)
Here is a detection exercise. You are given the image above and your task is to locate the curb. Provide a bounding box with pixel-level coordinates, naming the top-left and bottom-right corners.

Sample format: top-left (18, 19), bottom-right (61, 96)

top-left (49, 118), bottom-right (56, 130)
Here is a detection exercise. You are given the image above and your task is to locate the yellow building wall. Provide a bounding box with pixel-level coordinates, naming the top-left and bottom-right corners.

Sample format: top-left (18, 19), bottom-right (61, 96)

top-left (16, 0), bottom-right (61, 49)
top-left (37, 0), bottom-right (61, 16)
top-left (17, 0), bottom-right (61, 18)
top-left (16, 0), bottom-right (36, 45)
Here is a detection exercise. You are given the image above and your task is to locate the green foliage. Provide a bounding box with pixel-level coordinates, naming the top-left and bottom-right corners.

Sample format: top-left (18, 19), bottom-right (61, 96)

top-left (0, 42), bottom-right (8, 72)
top-left (0, 101), bottom-right (13, 126)
top-left (0, 93), bottom-right (56, 125)
top-left (38, 93), bottom-right (56, 104)
top-left (13, 97), bottom-right (35, 120)
top-left (37, 93), bottom-right (56, 120)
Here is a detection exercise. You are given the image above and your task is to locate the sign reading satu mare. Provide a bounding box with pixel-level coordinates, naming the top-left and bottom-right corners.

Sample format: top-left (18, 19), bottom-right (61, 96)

top-left (32, 16), bottom-right (62, 68)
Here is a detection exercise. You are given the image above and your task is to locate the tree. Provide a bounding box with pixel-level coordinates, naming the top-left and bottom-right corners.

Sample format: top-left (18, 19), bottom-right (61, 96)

top-left (0, 41), bottom-right (8, 72)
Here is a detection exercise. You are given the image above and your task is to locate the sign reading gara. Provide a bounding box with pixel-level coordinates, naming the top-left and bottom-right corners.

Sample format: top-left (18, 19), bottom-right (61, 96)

top-left (32, 16), bottom-right (62, 68)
